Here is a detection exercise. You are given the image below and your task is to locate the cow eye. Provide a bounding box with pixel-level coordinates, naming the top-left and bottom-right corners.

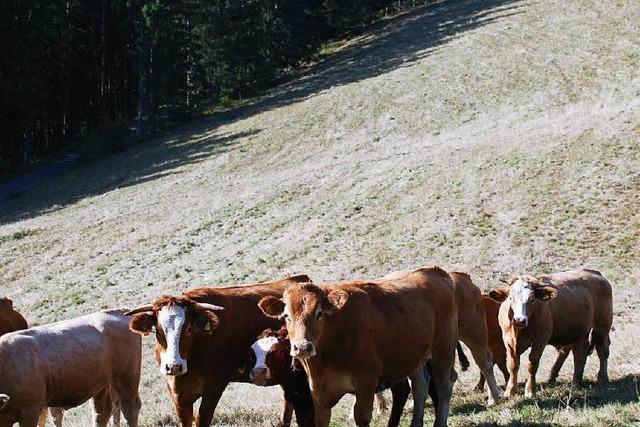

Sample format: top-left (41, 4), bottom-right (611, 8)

top-left (316, 311), bottom-right (322, 319)
top-left (282, 313), bottom-right (290, 323)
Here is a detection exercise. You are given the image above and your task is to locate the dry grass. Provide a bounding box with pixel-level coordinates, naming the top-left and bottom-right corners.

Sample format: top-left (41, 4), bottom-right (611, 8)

top-left (1, 0), bottom-right (639, 425)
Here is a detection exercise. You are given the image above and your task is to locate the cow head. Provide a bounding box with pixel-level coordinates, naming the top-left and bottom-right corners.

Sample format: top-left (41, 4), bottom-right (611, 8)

top-left (258, 283), bottom-right (348, 359)
top-left (126, 296), bottom-right (225, 376)
top-left (249, 327), bottom-right (291, 386)
top-left (489, 276), bottom-right (558, 328)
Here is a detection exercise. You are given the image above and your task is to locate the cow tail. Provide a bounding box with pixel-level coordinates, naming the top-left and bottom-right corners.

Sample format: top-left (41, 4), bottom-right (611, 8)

top-left (456, 342), bottom-right (470, 371)
top-left (587, 330), bottom-right (596, 356)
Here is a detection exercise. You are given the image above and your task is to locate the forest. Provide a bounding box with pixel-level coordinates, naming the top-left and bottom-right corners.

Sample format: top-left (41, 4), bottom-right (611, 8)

top-left (0, 0), bottom-right (412, 171)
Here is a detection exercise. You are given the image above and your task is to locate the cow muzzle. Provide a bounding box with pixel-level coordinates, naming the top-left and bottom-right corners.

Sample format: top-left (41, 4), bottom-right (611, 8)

top-left (250, 367), bottom-right (271, 386)
top-left (511, 317), bottom-right (528, 328)
top-left (291, 340), bottom-right (316, 359)
top-left (163, 362), bottom-right (187, 376)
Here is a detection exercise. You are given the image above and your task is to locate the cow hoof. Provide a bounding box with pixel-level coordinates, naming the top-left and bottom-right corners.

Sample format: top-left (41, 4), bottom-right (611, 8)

top-left (525, 389), bottom-right (534, 398)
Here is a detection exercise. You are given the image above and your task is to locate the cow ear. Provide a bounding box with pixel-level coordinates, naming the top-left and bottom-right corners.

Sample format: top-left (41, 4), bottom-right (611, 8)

top-left (129, 312), bottom-right (156, 336)
top-left (488, 288), bottom-right (509, 303)
top-left (534, 285), bottom-right (558, 301)
top-left (259, 296), bottom-right (285, 318)
top-left (193, 310), bottom-right (220, 334)
top-left (326, 289), bottom-right (349, 313)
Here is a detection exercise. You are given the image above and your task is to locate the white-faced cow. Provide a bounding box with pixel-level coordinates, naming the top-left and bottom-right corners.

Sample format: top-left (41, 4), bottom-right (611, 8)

top-left (488, 269), bottom-right (613, 398)
top-left (0, 309), bottom-right (141, 427)
top-left (126, 275), bottom-right (310, 427)
top-left (258, 266), bottom-right (458, 427)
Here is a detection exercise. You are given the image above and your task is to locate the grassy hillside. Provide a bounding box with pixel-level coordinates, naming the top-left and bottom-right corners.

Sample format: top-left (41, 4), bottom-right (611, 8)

top-left (1, 0), bottom-right (639, 425)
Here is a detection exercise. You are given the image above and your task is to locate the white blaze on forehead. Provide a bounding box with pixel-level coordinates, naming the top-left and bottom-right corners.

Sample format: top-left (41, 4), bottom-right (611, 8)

top-left (510, 279), bottom-right (532, 321)
top-left (158, 305), bottom-right (187, 372)
top-left (251, 336), bottom-right (279, 370)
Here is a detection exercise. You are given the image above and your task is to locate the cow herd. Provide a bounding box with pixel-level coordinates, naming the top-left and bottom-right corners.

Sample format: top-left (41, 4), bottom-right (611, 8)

top-left (0, 267), bottom-right (612, 427)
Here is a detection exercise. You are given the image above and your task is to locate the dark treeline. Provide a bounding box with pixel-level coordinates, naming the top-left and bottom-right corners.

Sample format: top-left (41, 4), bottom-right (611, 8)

top-left (0, 0), bottom-right (411, 171)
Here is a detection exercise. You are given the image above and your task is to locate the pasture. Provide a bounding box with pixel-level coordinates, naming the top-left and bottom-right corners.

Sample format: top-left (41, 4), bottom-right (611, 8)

top-left (0, 0), bottom-right (638, 425)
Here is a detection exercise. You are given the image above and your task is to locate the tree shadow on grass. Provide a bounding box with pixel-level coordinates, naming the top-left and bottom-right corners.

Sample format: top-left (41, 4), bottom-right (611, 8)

top-left (0, 0), bottom-right (526, 224)
top-left (0, 128), bottom-right (260, 224)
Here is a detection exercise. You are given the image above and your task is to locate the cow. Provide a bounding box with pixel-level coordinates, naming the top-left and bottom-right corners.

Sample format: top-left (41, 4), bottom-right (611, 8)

top-left (0, 309), bottom-right (142, 427)
top-left (125, 275), bottom-right (311, 427)
top-left (249, 327), bottom-right (314, 427)
top-left (488, 269), bottom-right (613, 398)
top-left (0, 297), bottom-right (27, 335)
top-left (249, 327), bottom-right (395, 427)
top-left (258, 266), bottom-right (458, 427)
top-left (381, 270), bottom-right (501, 405)
top-left (474, 294), bottom-right (509, 391)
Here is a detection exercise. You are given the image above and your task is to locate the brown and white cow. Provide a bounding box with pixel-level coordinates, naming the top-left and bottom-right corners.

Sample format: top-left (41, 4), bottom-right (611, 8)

top-left (488, 269), bottom-right (613, 398)
top-left (258, 266), bottom-right (458, 427)
top-left (249, 327), bottom-right (393, 427)
top-left (249, 327), bottom-right (314, 427)
top-left (0, 309), bottom-right (141, 427)
top-left (381, 270), bottom-right (501, 405)
top-left (126, 275), bottom-right (310, 427)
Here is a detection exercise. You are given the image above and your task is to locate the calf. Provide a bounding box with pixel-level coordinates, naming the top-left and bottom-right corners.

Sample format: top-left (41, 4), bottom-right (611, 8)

top-left (250, 327), bottom-right (314, 427)
top-left (258, 266), bottom-right (458, 427)
top-left (126, 275), bottom-right (310, 427)
top-left (0, 309), bottom-right (141, 427)
top-left (488, 269), bottom-right (612, 397)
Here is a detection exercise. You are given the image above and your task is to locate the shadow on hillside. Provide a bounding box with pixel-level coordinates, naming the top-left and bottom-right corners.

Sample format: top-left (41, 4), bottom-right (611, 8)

top-left (0, 128), bottom-right (259, 224)
top-left (0, 0), bottom-right (524, 224)
top-left (452, 375), bottom-right (640, 421)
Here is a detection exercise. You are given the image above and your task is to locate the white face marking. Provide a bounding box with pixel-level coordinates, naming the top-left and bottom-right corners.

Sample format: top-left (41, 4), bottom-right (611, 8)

top-left (510, 279), bottom-right (532, 323)
top-left (158, 305), bottom-right (187, 375)
top-left (251, 336), bottom-right (279, 371)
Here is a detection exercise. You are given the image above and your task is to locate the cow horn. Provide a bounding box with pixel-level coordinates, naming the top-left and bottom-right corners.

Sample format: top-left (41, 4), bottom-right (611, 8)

top-left (194, 302), bottom-right (225, 312)
top-left (498, 278), bottom-right (509, 284)
top-left (124, 305), bottom-right (154, 316)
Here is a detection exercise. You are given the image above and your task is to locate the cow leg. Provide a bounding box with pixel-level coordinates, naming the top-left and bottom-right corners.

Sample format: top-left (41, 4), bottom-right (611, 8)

top-left (496, 355), bottom-right (510, 385)
top-left (525, 344), bottom-right (545, 398)
top-left (571, 336), bottom-right (590, 386)
top-left (195, 384), bottom-right (226, 427)
top-left (505, 344), bottom-right (520, 398)
top-left (464, 338), bottom-right (500, 405)
top-left (312, 401), bottom-right (331, 427)
top-left (548, 346), bottom-right (571, 384)
top-left (352, 391), bottom-right (375, 427)
top-left (92, 388), bottom-right (114, 427)
top-left (37, 409), bottom-right (48, 427)
top-left (19, 408), bottom-right (44, 427)
top-left (408, 364), bottom-right (428, 427)
top-left (387, 379), bottom-right (410, 427)
top-left (430, 356), bottom-right (455, 427)
top-left (49, 408), bottom-right (64, 427)
top-left (279, 386), bottom-right (293, 427)
top-left (111, 396), bottom-right (122, 427)
top-left (475, 372), bottom-right (486, 392)
top-left (592, 328), bottom-right (610, 384)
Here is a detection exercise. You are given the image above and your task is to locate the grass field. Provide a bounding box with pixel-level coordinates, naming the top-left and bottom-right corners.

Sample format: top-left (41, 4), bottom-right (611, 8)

top-left (1, 0), bottom-right (639, 425)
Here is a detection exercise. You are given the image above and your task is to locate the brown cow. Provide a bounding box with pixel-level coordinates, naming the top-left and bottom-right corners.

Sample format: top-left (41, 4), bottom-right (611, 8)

top-left (258, 266), bottom-right (458, 427)
top-left (488, 269), bottom-right (613, 398)
top-left (126, 275), bottom-right (311, 427)
top-left (0, 309), bottom-right (141, 427)
top-left (475, 294), bottom-right (509, 391)
top-left (381, 270), bottom-right (501, 405)
top-left (0, 298), bottom-right (27, 335)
